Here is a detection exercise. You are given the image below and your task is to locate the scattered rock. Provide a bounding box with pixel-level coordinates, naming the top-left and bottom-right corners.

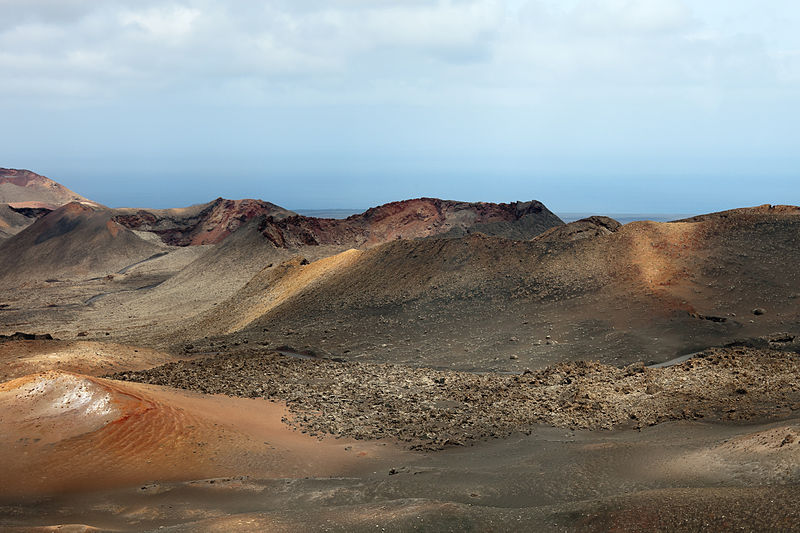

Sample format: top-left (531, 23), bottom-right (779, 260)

top-left (110, 345), bottom-right (800, 451)
top-left (645, 383), bottom-right (661, 395)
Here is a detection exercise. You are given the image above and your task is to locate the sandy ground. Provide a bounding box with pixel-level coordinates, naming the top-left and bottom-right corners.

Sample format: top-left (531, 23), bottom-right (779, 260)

top-left (0, 340), bottom-right (173, 381)
top-left (0, 371), bottom-right (399, 501)
top-left (1, 418), bottom-right (798, 531)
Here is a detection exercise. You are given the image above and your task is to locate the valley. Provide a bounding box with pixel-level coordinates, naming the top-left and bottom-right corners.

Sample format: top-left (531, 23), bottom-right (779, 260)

top-left (1, 169), bottom-right (799, 532)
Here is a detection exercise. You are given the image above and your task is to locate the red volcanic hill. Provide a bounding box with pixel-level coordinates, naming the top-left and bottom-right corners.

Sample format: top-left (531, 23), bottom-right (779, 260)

top-left (0, 168), bottom-right (100, 209)
top-left (113, 198), bottom-right (297, 246)
top-left (0, 202), bottom-right (163, 285)
top-left (115, 197), bottom-right (562, 248)
top-left (257, 198), bottom-right (563, 248)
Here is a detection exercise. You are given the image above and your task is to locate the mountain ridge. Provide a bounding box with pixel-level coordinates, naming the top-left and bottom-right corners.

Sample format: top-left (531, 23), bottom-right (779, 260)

top-left (0, 168), bottom-right (100, 209)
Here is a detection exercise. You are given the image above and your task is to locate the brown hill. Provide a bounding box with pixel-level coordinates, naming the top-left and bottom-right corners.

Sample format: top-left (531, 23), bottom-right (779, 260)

top-left (113, 197), bottom-right (296, 246)
top-left (180, 206), bottom-right (800, 370)
top-left (534, 215), bottom-right (622, 242)
top-left (0, 168), bottom-right (99, 209)
top-left (0, 203), bottom-right (163, 285)
top-left (104, 198), bottom-right (564, 330)
top-left (105, 219), bottom-right (350, 331)
top-left (678, 203), bottom-right (800, 223)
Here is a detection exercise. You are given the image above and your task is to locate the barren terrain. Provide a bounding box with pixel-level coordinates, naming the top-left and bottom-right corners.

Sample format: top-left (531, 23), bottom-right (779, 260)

top-left (1, 170), bottom-right (799, 531)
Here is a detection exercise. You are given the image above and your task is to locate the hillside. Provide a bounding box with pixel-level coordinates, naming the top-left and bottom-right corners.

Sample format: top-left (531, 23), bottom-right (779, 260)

top-left (178, 206), bottom-right (800, 370)
top-left (0, 203), bottom-right (164, 285)
top-left (97, 197), bottom-right (564, 331)
top-left (113, 197), bottom-right (297, 245)
top-left (0, 204), bottom-right (39, 239)
top-left (257, 197), bottom-right (563, 247)
top-left (115, 196), bottom-right (563, 248)
top-left (0, 168), bottom-right (99, 209)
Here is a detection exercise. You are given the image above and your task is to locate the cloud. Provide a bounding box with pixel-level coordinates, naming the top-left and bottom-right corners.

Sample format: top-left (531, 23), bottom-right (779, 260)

top-left (0, 0), bottom-right (99, 27)
top-left (0, 0), bottom-right (796, 108)
top-left (120, 5), bottom-right (201, 40)
top-left (570, 0), bottom-right (693, 34)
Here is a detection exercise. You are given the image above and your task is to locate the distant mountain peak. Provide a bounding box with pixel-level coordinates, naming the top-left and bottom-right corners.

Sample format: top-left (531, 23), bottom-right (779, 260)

top-left (0, 168), bottom-right (100, 209)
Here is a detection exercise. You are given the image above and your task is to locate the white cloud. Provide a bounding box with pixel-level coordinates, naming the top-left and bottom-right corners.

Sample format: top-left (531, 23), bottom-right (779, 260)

top-left (120, 5), bottom-right (200, 41)
top-left (353, 1), bottom-right (503, 49)
top-left (571, 0), bottom-right (693, 34)
top-left (0, 0), bottom-right (796, 106)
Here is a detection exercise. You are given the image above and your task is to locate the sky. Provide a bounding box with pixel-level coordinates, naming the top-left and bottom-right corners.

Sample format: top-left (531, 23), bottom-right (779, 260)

top-left (1, 0), bottom-right (799, 213)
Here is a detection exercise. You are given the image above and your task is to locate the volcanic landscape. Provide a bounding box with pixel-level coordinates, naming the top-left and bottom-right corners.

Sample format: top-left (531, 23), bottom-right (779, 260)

top-left (1, 167), bottom-right (799, 532)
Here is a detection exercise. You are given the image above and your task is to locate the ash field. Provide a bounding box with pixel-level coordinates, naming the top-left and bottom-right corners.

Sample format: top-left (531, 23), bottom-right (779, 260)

top-left (1, 168), bottom-right (800, 532)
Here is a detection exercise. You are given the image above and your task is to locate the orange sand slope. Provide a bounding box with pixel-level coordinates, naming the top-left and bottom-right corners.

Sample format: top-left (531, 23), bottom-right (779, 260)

top-left (0, 371), bottom-right (395, 499)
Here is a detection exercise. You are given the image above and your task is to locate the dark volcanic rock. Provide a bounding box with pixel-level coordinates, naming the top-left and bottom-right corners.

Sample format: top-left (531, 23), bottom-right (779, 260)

top-left (534, 215), bottom-right (622, 243)
top-left (111, 345), bottom-right (800, 451)
top-left (0, 332), bottom-right (54, 341)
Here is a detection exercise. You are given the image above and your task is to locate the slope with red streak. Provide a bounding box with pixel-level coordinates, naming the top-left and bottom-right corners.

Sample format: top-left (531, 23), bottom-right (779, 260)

top-left (259, 197), bottom-right (561, 248)
top-left (114, 198), bottom-right (296, 246)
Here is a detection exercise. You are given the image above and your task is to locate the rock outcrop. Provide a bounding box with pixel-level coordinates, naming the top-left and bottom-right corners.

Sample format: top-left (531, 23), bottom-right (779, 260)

top-left (113, 198), bottom-right (297, 246)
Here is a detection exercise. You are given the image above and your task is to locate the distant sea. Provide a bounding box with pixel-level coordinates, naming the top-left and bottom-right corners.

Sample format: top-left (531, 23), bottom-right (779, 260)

top-left (295, 208), bottom-right (695, 224)
top-left (293, 209), bottom-right (361, 219)
top-left (557, 213), bottom-right (695, 224)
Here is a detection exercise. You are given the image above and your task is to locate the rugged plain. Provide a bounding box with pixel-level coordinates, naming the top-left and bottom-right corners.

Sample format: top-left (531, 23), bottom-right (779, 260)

top-left (1, 168), bottom-right (799, 532)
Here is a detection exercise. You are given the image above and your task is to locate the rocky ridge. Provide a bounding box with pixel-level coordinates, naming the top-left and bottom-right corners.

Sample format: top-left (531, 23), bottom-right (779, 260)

top-left (113, 198), bottom-right (296, 246)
